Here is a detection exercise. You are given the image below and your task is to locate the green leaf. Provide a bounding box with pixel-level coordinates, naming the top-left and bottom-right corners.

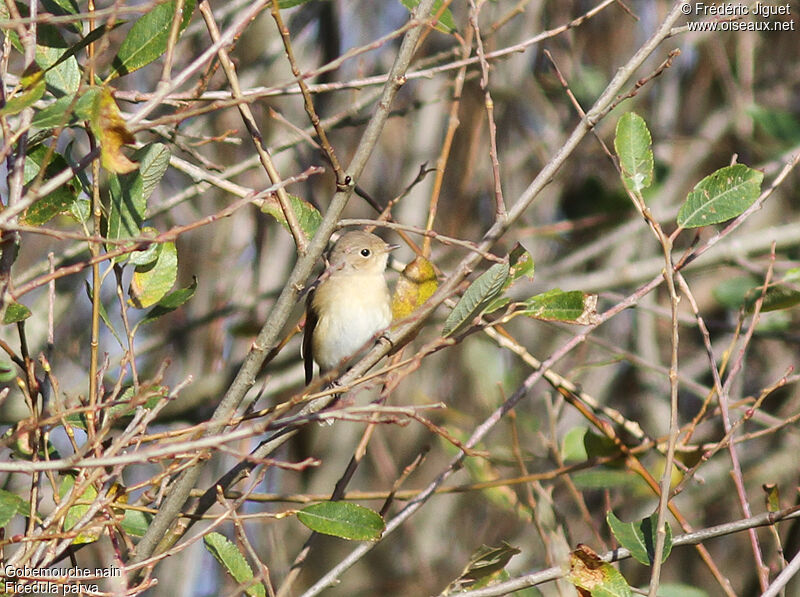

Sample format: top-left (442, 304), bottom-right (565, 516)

top-left (614, 112), bottom-right (654, 194)
top-left (0, 358), bottom-right (16, 382)
top-left (32, 94), bottom-right (78, 129)
top-left (108, 0), bottom-right (196, 79)
top-left (746, 269), bottom-right (800, 312)
top-left (59, 475), bottom-right (101, 545)
top-left (296, 501), bottom-right (384, 541)
top-left (446, 542), bottom-right (521, 592)
top-left (521, 289), bottom-right (598, 324)
top-left (120, 508), bottom-right (151, 538)
top-left (567, 545), bottom-right (632, 597)
top-left (561, 427), bottom-right (589, 462)
top-left (748, 105), bottom-right (800, 148)
top-left (607, 511), bottom-right (672, 566)
top-left (507, 243), bottom-right (534, 286)
top-left (0, 489), bottom-right (29, 527)
top-left (277, 0), bottom-right (315, 7)
top-left (677, 164), bottom-right (763, 228)
top-left (107, 144), bottom-right (170, 241)
top-left (84, 281), bottom-right (123, 346)
top-left (572, 469), bottom-right (645, 491)
top-left (204, 532), bottom-right (266, 597)
top-left (1, 65), bottom-right (45, 116)
top-left (41, 0), bottom-right (81, 33)
top-left (443, 262), bottom-right (509, 336)
top-left (22, 145), bottom-right (82, 225)
top-left (0, 2), bottom-right (81, 95)
top-left (712, 275), bottom-right (759, 309)
top-left (137, 276), bottom-right (197, 328)
top-left (260, 194), bottom-right (322, 244)
top-left (128, 241), bottom-right (178, 309)
top-left (3, 302), bottom-right (31, 324)
top-left (400, 0), bottom-right (457, 34)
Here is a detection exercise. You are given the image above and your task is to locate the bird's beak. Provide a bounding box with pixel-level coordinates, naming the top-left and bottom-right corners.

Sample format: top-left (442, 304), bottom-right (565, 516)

top-left (386, 244), bottom-right (401, 253)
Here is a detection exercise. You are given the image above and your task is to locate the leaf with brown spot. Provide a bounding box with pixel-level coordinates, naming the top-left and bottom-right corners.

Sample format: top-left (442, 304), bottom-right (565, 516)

top-left (88, 86), bottom-right (137, 173)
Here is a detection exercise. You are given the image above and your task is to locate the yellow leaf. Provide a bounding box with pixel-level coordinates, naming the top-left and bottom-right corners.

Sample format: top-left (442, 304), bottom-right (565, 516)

top-left (391, 256), bottom-right (438, 320)
top-left (90, 87), bottom-right (137, 173)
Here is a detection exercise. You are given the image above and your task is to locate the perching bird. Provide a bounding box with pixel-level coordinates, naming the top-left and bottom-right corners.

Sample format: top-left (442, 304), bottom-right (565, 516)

top-left (303, 231), bottom-right (397, 384)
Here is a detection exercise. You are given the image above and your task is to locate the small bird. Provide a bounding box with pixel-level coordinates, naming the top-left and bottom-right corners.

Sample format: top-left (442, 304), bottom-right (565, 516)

top-left (303, 231), bottom-right (397, 384)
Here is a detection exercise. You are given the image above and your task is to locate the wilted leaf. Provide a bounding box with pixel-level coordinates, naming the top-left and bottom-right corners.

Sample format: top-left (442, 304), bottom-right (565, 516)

top-left (522, 289), bottom-right (598, 324)
top-left (296, 501), bottom-right (384, 541)
top-left (443, 261), bottom-right (509, 336)
top-left (677, 164), bottom-right (763, 228)
top-left (392, 256), bottom-right (438, 320)
top-left (260, 194), bottom-right (321, 244)
top-left (606, 511), bottom-right (672, 566)
top-left (400, 0), bottom-right (457, 34)
top-left (87, 87), bottom-right (137, 173)
top-left (566, 544), bottom-right (632, 597)
top-left (204, 532), bottom-right (266, 597)
top-left (129, 241), bottom-right (178, 308)
top-left (108, 0), bottom-right (196, 79)
top-left (614, 112), bottom-right (654, 194)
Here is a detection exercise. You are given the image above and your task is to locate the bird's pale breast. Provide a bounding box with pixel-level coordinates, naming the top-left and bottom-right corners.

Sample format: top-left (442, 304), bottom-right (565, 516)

top-left (311, 272), bottom-right (391, 371)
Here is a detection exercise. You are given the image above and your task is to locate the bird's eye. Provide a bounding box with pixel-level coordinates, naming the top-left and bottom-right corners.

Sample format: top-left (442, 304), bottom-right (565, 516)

top-left (360, 248), bottom-right (371, 257)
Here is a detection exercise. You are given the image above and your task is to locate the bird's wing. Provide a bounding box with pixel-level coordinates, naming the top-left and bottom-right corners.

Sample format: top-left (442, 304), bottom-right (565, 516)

top-left (302, 289), bottom-right (317, 385)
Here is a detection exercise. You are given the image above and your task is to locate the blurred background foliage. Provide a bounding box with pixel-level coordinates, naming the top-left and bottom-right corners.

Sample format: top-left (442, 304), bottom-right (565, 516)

top-left (1, 0), bottom-right (800, 595)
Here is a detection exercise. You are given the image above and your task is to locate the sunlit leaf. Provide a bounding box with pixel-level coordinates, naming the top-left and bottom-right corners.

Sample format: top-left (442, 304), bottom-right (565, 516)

top-left (607, 511), bottom-right (672, 566)
top-left (137, 276), bottom-right (197, 327)
top-left (443, 262), bottom-right (509, 336)
top-left (507, 243), bottom-right (535, 286)
top-left (566, 544), bottom-right (632, 597)
top-left (22, 145), bottom-right (82, 225)
top-left (1, 64), bottom-right (45, 116)
top-left (204, 532), bottom-right (266, 597)
top-left (521, 289), bottom-right (598, 324)
top-left (614, 112), bottom-right (654, 194)
top-left (108, 0), bottom-right (196, 79)
top-left (59, 475), bottom-right (101, 545)
top-left (677, 164), bottom-right (763, 228)
top-left (400, 0), bottom-right (457, 34)
top-left (87, 87), bottom-right (137, 173)
top-left (107, 143), bottom-right (170, 241)
top-left (129, 241), bottom-right (178, 309)
top-left (297, 501), bottom-right (384, 541)
top-left (392, 256), bottom-right (438, 320)
top-left (260, 194), bottom-right (321, 244)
